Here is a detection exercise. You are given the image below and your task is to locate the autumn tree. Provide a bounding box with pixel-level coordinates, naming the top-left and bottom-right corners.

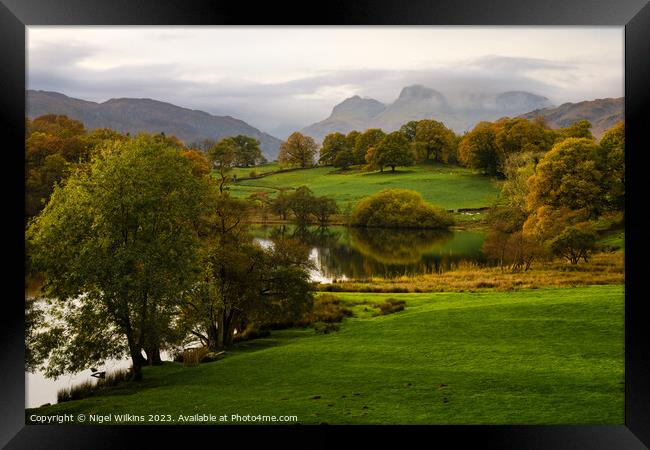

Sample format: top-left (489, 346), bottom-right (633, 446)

top-left (597, 121), bottom-right (625, 211)
top-left (458, 121), bottom-right (501, 175)
top-left (26, 134), bottom-right (211, 380)
top-left (278, 132), bottom-right (317, 168)
top-left (526, 137), bottom-right (604, 217)
top-left (558, 120), bottom-right (594, 140)
top-left (412, 119), bottom-right (457, 163)
top-left (366, 131), bottom-right (413, 172)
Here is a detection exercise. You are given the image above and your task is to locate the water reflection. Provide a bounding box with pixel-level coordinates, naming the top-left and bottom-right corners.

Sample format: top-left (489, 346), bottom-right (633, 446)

top-left (254, 225), bottom-right (486, 281)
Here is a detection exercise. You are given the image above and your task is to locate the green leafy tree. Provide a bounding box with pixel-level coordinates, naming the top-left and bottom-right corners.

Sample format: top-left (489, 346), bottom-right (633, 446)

top-left (319, 132), bottom-right (348, 166)
top-left (230, 135), bottom-right (265, 167)
top-left (278, 132), bottom-right (317, 168)
top-left (366, 131), bottom-right (413, 172)
top-left (312, 196), bottom-right (339, 226)
top-left (208, 138), bottom-right (238, 194)
top-left (549, 226), bottom-right (597, 264)
top-left (399, 120), bottom-right (419, 142)
top-left (354, 128), bottom-right (385, 166)
top-left (26, 135), bottom-right (210, 380)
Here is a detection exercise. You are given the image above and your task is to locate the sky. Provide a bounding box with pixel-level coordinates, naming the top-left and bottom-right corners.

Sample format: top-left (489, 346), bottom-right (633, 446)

top-left (27, 26), bottom-right (624, 138)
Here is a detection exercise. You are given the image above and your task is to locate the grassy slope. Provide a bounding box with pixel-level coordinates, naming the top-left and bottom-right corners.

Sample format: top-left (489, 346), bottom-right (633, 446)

top-left (29, 285), bottom-right (624, 425)
top-left (227, 163), bottom-right (499, 210)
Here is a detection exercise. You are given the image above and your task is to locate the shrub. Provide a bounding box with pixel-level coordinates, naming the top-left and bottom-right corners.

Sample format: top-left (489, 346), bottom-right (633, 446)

top-left (350, 189), bottom-right (454, 229)
top-left (314, 322), bottom-right (340, 334)
top-left (297, 294), bottom-right (353, 326)
top-left (57, 368), bottom-right (131, 403)
top-left (375, 298), bottom-right (406, 315)
top-left (249, 170), bottom-right (258, 178)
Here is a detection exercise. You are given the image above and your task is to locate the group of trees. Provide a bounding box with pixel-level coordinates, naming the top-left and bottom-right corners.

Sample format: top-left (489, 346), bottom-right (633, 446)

top-left (481, 121), bottom-right (625, 268)
top-left (26, 117), bottom-right (314, 381)
top-left (191, 135), bottom-right (266, 168)
top-left (457, 117), bottom-right (597, 178)
top-left (269, 187), bottom-right (339, 227)
top-left (278, 119), bottom-right (458, 173)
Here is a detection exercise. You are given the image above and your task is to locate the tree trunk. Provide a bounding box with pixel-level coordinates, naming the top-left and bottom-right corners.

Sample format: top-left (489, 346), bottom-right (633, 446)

top-left (207, 323), bottom-right (219, 352)
top-left (391, 166), bottom-right (395, 172)
top-left (145, 347), bottom-right (162, 365)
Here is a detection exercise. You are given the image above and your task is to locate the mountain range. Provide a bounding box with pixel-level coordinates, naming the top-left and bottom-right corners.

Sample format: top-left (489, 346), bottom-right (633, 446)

top-left (517, 97), bottom-right (624, 139)
top-left (300, 85), bottom-right (556, 142)
top-left (26, 90), bottom-right (283, 160)
top-left (301, 85), bottom-right (624, 141)
top-left (27, 89), bottom-right (624, 160)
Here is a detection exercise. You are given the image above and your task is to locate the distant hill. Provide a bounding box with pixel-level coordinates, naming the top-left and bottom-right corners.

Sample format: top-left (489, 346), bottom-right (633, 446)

top-left (27, 90), bottom-right (283, 160)
top-left (517, 97), bottom-right (624, 139)
top-left (301, 85), bottom-right (553, 142)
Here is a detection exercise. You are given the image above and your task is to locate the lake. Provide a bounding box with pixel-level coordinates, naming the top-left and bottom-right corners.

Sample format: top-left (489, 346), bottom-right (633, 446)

top-left (253, 225), bottom-right (487, 282)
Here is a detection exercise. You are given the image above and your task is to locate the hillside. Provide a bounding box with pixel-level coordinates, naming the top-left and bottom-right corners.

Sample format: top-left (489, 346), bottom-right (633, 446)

top-left (26, 90), bottom-right (283, 160)
top-left (228, 162), bottom-right (499, 210)
top-left (301, 85), bottom-right (552, 142)
top-left (517, 97), bottom-right (623, 139)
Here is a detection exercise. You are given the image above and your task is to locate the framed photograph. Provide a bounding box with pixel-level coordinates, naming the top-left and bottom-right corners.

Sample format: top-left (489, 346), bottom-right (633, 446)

top-left (3, 0), bottom-right (648, 447)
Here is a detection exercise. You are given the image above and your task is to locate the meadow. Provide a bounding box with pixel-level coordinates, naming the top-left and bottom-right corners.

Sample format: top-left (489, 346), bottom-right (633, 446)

top-left (226, 162), bottom-right (499, 210)
top-left (27, 285), bottom-right (624, 425)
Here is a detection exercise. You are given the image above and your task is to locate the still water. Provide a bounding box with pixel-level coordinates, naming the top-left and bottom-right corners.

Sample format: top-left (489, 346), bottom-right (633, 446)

top-left (254, 225), bottom-right (487, 282)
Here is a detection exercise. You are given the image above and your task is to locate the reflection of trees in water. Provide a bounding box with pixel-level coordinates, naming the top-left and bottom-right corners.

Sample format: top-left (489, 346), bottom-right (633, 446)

top-left (263, 225), bottom-right (487, 279)
top-left (349, 228), bottom-right (454, 264)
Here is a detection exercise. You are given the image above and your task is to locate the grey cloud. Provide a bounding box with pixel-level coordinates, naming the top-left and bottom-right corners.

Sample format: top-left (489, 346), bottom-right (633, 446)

top-left (27, 43), bottom-right (621, 139)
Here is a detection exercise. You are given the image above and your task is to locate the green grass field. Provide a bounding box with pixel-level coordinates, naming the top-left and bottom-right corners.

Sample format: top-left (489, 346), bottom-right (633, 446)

top-left (28, 285), bottom-right (624, 425)
top-left (226, 162), bottom-right (499, 210)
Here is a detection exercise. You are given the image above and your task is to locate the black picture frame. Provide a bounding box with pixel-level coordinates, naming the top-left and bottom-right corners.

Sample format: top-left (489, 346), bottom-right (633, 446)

top-left (2, 0), bottom-right (648, 447)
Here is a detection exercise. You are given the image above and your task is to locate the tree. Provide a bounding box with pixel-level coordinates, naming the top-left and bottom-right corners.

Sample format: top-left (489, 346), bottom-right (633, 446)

top-left (558, 120), bottom-right (594, 140)
top-left (549, 226), bottom-right (597, 264)
top-left (230, 135), bottom-right (265, 167)
top-left (366, 131), bottom-right (413, 172)
top-left (458, 121), bottom-right (501, 175)
top-left (270, 189), bottom-right (292, 220)
top-left (26, 135), bottom-right (211, 380)
top-left (312, 196), bottom-right (339, 226)
top-left (526, 138), bottom-right (604, 217)
top-left (495, 117), bottom-right (556, 156)
top-left (350, 189), bottom-right (454, 229)
top-left (319, 132), bottom-right (348, 166)
top-left (354, 128), bottom-right (385, 166)
top-left (412, 119), bottom-right (457, 163)
top-left (399, 120), bottom-right (419, 142)
top-left (287, 186), bottom-right (317, 227)
top-left (597, 121), bottom-right (625, 211)
top-left (208, 138), bottom-right (237, 194)
top-left (278, 132), bottom-right (317, 168)
top-left (181, 202), bottom-right (314, 349)
top-left (345, 130), bottom-right (361, 159)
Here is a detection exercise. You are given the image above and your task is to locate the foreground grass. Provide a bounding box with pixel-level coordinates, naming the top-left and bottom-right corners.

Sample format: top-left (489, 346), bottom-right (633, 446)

top-left (27, 285), bottom-right (624, 425)
top-left (227, 162), bottom-right (499, 210)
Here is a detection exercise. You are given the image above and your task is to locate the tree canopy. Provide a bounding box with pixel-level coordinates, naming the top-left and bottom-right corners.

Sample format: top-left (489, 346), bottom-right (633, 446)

top-left (27, 134), bottom-right (212, 380)
top-left (278, 132), bottom-right (318, 168)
